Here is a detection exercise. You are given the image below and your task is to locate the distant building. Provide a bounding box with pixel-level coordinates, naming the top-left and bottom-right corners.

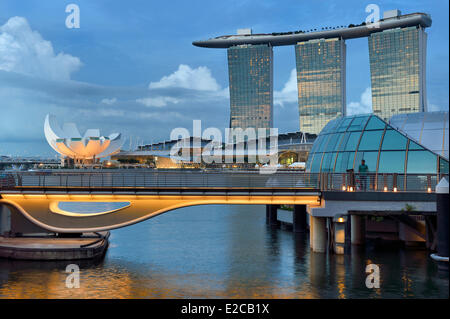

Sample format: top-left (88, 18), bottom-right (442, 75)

top-left (228, 44), bottom-right (273, 136)
top-left (368, 25), bottom-right (428, 121)
top-left (295, 37), bottom-right (346, 134)
top-left (193, 11), bottom-right (432, 135)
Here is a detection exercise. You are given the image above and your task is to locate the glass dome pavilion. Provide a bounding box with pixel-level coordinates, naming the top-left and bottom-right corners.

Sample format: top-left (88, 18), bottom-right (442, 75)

top-left (305, 112), bottom-right (449, 177)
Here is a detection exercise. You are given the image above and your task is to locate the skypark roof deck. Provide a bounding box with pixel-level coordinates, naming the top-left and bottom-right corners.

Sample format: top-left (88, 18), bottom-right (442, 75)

top-left (193, 12), bottom-right (431, 48)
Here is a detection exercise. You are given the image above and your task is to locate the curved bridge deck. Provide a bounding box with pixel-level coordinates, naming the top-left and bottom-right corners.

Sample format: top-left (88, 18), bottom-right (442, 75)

top-left (0, 170), bottom-right (443, 233)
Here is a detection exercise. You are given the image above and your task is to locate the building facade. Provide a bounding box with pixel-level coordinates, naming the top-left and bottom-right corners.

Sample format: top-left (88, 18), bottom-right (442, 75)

top-left (295, 38), bottom-right (346, 135)
top-left (227, 44), bottom-right (273, 135)
top-left (368, 26), bottom-right (427, 121)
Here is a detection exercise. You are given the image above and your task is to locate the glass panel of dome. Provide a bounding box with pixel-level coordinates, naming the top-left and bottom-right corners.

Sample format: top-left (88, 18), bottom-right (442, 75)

top-left (335, 152), bottom-right (351, 173)
top-left (337, 132), bottom-right (350, 151)
top-left (365, 116), bottom-right (386, 130)
top-left (321, 153), bottom-right (333, 172)
top-left (381, 129), bottom-right (407, 150)
top-left (358, 130), bottom-right (384, 151)
top-left (407, 151), bottom-right (437, 174)
top-left (345, 131), bottom-right (361, 151)
top-left (325, 133), bottom-right (342, 152)
top-left (421, 130), bottom-right (444, 155)
top-left (347, 116), bottom-right (370, 131)
top-left (355, 151), bottom-right (378, 173)
top-left (337, 118), bottom-right (353, 132)
top-left (347, 152), bottom-right (356, 170)
top-left (310, 135), bottom-right (323, 153)
top-left (378, 151), bottom-right (406, 173)
top-left (317, 134), bottom-right (333, 152)
top-left (439, 158), bottom-right (449, 174)
top-left (322, 118), bottom-right (341, 133)
top-left (424, 113), bottom-right (445, 129)
top-left (403, 120), bottom-right (423, 132)
top-left (311, 153), bottom-right (324, 172)
top-left (405, 130), bottom-right (422, 142)
top-left (408, 140), bottom-right (424, 150)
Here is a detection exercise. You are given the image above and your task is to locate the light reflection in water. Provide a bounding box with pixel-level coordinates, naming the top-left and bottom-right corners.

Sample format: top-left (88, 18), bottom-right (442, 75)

top-left (0, 205), bottom-right (448, 298)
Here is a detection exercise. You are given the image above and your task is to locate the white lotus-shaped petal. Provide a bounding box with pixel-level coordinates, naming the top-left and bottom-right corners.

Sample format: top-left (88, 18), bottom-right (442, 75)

top-left (44, 114), bottom-right (123, 159)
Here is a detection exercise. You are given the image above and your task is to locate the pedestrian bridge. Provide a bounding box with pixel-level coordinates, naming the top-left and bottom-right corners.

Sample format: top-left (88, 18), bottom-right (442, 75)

top-left (0, 170), bottom-right (441, 233)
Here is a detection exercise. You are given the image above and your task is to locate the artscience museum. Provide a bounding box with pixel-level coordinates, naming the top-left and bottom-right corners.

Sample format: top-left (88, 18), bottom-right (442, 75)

top-left (44, 114), bottom-right (123, 164)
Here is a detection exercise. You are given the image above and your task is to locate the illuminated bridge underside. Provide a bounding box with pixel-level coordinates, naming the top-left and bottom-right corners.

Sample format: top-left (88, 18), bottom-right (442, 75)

top-left (0, 191), bottom-right (320, 233)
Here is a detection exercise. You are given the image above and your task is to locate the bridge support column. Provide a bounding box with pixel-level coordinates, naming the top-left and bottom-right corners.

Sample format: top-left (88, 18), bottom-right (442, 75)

top-left (268, 205), bottom-right (279, 227)
top-left (432, 178), bottom-right (449, 271)
top-left (293, 205), bottom-right (307, 233)
top-left (309, 214), bottom-right (314, 249)
top-left (351, 215), bottom-right (365, 245)
top-left (265, 205), bottom-right (270, 225)
top-left (311, 216), bottom-right (326, 253)
top-left (334, 220), bottom-right (346, 255)
top-left (0, 205), bottom-right (11, 237)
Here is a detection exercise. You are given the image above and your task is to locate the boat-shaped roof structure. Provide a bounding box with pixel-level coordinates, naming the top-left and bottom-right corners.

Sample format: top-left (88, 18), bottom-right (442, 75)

top-left (193, 13), bottom-right (431, 48)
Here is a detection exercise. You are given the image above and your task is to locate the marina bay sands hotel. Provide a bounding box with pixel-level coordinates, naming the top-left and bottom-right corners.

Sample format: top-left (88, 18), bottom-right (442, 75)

top-left (193, 10), bottom-right (432, 135)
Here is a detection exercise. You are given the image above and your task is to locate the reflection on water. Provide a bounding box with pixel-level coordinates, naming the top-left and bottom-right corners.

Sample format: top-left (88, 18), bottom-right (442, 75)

top-left (0, 205), bottom-right (448, 298)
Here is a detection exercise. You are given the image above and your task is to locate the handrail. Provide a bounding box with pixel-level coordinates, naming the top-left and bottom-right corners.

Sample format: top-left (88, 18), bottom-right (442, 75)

top-left (0, 170), bottom-right (447, 193)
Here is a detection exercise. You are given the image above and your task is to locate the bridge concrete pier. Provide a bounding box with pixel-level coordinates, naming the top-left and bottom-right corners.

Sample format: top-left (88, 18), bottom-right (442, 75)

top-left (311, 216), bottom-right (327, 253)
top-left (432, 178), bottom-right (449, 271)
top-left (333, 220), bottom-right (345, 255)
top-left (351, 215), bottom-right (365, 245)
top-left (0, 205), bottom-right (11, 236)
top-left (267, 205), bottom-right (280, 227)
top-left (293, 205), bottom-right (307, 233)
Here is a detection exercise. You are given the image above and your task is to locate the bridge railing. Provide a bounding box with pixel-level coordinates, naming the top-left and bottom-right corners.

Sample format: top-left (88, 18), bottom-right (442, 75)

top-left (1, 170), bottom-right (321, 190)
top-left (0, 170), bottom-right (446, 192)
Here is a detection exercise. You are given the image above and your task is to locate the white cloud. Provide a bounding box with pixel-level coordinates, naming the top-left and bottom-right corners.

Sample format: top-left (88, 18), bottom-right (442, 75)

top-left (101, 97), bottom-right (117, 105)
top-left (136, 96), bottom-right (180, 107)
top-left (274, 68), bottom-right (298, 107)
top-left (347, 87), bottom-right (372, 115)
top-left (149, 64), bottom-right (221, 91)
top-left (0, 16), bottom-right (82, 80)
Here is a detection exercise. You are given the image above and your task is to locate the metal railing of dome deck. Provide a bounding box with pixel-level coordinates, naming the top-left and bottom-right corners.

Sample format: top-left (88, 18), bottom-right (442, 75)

top-left (0, 170), bottom-right (447, 193)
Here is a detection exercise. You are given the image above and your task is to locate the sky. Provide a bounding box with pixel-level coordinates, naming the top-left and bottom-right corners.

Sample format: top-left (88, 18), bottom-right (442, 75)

top-left (0, 0), bottom-right (448, 157)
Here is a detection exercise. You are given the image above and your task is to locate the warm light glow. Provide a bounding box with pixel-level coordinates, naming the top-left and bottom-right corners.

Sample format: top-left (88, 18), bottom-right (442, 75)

top-left (342, 186), bottom-right (346, 191)
top-left (383, 186), bottom-right (388, 192)
top-left (349, 186), bottom-right (353, 192)
top-left (338, 217), bottom-right (344, 223)
top-left (427, 187), bottom-right (432, 193)
top-left (393, 187), bottom-right (398, 192)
